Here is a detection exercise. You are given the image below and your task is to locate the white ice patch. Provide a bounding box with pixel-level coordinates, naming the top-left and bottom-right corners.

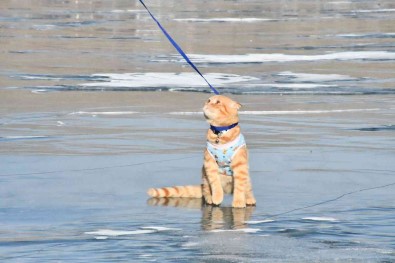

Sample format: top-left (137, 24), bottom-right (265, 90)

top-left (303, 217), bottom-right (339, 222)
top-left (32, 24), bottom-right (57, 31)
top-left (18, 75), bottom-right (64, 81)
top-left (174, 18), bottom-right (276, 23)
top-left (79, 72), bottom-right (258, 88)
top-left (210, 228), bottom-right (261, 233)
top-left (69, 111), bottom-right (137, 116)
top-left (85, 226), bottom-right (181, 238)
top-left (56, 121), bottom-right (65, 127)
top-left (245, 220), bottom-right (275, 224)
top-left (337, 33), bottom-right (395, 38)
top-left (239, 109), bottom-right (380, 115)
top-left (180, 51), bottom-right (395, 64)
top-left (168, 108), bottom-right (380, 116)
top-left (140, 226), bottom-right (181, 231)
top-left (85, 229), bottom-right (156, 236)
top-left (182, 241), bottom-right (200, 248)
top-left (277, 71), bottom-right (356, 82)
top-left (94, 236), bottom-right (109, 240)
top-left (246, 83), bottom-right (337, 89)
top-left (351, 9), bottom-right (395, 13)
top-left (328, 1), bottom-right (352, 4)
top-left (110, 9), bottom-right (144, 13)
top-left (31, 89), bottom-right (50, 94)
top-left (168, 111), bottom-right (202, 115)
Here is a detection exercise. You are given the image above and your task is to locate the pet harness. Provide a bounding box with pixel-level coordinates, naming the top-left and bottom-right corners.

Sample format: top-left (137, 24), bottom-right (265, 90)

top-left (206, 134), bottom-right (246, 176)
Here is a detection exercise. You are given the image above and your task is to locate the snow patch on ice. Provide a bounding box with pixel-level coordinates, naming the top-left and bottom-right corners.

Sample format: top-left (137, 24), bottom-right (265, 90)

top-left (210, 228), bottom-right (261, 233)
top-left (277, 71), bottom-right (356, 82)
top-left (174, 18), bottom-right (276, 23)
top-left (79, 72), bottom-right (258, 88)
top-left (303, 217), bottom-right (339, 222)
top-left (245, 219), bottom-right (275, 224)
top-left (179, 51), bottom-right (395, 64)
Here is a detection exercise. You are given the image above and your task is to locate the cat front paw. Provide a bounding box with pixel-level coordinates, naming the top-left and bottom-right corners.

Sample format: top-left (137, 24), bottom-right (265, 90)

top-left (204, 195), bottom-right (213, 205)
top-left (232, 199), bottom-right (246, 208)
top-left (246, 197), bottom-right (256, 206)
top-left (211, 190), bottom-right (223, 205)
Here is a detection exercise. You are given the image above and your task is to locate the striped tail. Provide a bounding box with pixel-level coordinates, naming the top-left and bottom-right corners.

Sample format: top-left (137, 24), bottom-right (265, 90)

top-left (147, 185), bottom-right (202, 198)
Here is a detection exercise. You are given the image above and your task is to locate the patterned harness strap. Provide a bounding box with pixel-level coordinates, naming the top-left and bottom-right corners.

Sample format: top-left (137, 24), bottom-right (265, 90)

top-left (206, 134), bottom-right (246, 176)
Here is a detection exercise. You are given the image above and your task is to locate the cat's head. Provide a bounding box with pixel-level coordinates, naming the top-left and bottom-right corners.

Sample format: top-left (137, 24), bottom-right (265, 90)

top-left (203, 95), bottom-right (241, 126)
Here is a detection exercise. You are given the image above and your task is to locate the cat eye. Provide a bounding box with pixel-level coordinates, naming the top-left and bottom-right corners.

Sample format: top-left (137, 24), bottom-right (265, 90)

top-left (207, 99), bottom-right (211, 103)
top-left (216, 100), bottom-right (220, 104)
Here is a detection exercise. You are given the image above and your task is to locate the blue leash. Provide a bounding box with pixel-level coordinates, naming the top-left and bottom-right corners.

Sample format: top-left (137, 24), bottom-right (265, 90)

top-left (138, 0), bottom-right (220, 95)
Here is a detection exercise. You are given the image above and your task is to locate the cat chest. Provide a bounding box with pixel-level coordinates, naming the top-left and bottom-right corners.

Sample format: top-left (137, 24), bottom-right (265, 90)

top-left (206, 134), bottom-right (246, 176)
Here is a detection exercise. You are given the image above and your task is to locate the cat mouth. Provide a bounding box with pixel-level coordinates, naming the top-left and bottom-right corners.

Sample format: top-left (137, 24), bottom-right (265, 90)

top-left (204, 113), bottom-right (210, 120)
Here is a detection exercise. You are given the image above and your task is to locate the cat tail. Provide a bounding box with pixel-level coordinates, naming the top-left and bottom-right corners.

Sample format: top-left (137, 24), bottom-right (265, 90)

top-left (147, 185), bottom-right (202, 198)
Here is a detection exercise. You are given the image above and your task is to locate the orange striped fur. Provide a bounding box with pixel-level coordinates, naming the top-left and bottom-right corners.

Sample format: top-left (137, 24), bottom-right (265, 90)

top-left (147, 95), bottom-right (256, 208)
top-left (147, 185), bottom-right (202, 198)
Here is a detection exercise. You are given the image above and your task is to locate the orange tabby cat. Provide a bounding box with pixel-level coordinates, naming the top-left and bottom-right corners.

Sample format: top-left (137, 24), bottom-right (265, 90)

top-left (147, 95), bottom-right (256, 208)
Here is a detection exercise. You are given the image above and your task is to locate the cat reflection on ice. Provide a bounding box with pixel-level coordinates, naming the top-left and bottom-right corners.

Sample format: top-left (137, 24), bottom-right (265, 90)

top-left (147, 197), bottom-right (255, 231)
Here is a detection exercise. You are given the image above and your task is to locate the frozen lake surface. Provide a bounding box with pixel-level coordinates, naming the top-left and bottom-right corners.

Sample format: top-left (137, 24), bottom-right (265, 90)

top-left (1, 0), bottom-right (395, 262)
